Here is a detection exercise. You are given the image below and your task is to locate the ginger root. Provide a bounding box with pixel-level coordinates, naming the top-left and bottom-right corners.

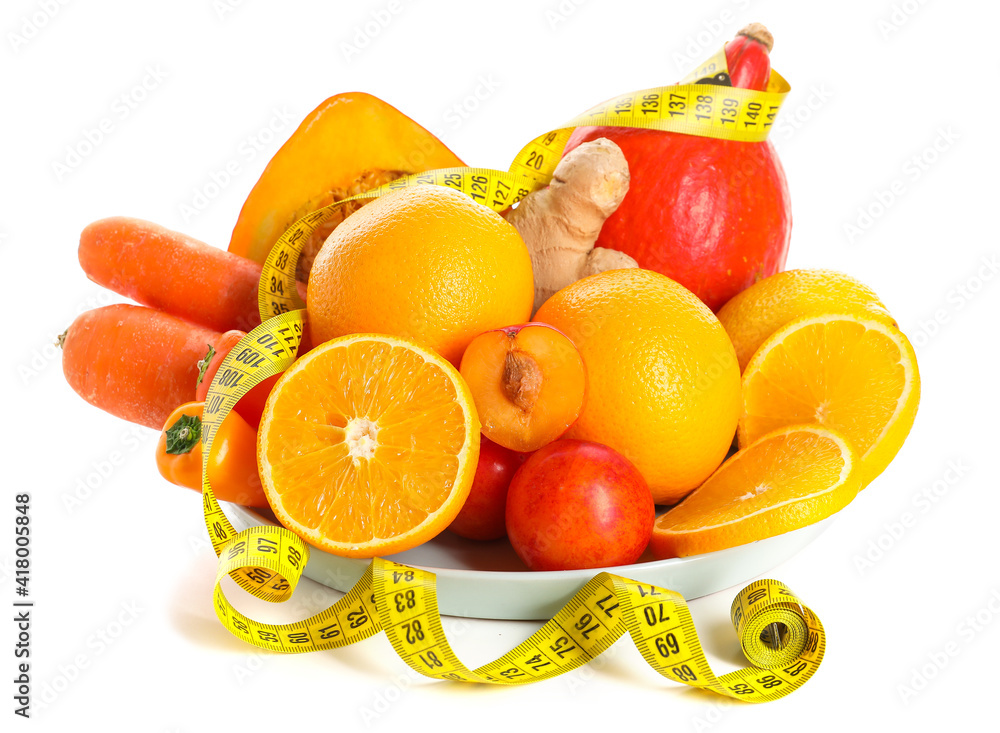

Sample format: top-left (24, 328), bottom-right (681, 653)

top-left (505, 137), bottom-right (636, 313)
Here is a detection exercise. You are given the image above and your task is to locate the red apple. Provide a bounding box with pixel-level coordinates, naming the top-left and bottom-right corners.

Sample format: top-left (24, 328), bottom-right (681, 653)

top-left (448, 436), bottom-right (528, 541)
top-left (505, 439), bottom-right (654, 571)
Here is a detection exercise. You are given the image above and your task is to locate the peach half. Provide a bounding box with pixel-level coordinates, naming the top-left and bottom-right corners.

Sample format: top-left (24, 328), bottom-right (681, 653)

top-left (459, 323), bottom-right (587, 452)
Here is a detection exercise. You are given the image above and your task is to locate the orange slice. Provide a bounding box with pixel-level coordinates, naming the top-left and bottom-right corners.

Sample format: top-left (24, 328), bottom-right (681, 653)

top-left (739, 314), bottom-right (919, 487)
top-left (717, 269), bottom-right (897, 372)
top-left (651, 425), bottom-right (861, 558)
top-left (257, 334), bottom-right (480, 558)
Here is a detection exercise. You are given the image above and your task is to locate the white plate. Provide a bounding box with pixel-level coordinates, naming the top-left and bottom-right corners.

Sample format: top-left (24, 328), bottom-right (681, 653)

top-left (225, 504), bottom-right (833, 620)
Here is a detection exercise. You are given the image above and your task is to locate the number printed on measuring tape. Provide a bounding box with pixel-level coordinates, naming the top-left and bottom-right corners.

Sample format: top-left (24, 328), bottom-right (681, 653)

top-left (255, 46), bottom-right (788, 323)
top-left (196, 45), bottom-right (816, 702)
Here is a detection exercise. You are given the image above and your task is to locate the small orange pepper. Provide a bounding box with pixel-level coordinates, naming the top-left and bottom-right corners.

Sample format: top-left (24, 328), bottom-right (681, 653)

top-left (155, 401), bottom-right (268, 508)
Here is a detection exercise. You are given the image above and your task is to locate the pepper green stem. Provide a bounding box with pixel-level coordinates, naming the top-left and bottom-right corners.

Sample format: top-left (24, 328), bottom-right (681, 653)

top-left (165, 413), bottom-right (202, 455)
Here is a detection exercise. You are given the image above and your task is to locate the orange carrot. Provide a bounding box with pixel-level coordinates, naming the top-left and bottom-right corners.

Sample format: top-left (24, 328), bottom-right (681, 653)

top-left (62, 304), bottom-right (227, 429)
top-left (79, 217), bottom-right (306, 333)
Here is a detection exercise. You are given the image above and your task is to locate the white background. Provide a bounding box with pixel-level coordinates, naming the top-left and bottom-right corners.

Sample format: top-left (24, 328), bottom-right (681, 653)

top-left (3, 0), bottom-right (998, 730)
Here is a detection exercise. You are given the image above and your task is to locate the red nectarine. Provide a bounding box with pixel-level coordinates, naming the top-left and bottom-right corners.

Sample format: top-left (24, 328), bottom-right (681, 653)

top-left (505, 440), bottom-right (654, 571)
top-left (448, 436), bottom-right (528, 541)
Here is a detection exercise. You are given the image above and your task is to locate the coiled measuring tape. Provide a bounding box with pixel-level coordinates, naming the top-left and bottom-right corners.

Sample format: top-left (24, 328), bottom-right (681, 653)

top-left (199, 46), bottom-right (821, 701)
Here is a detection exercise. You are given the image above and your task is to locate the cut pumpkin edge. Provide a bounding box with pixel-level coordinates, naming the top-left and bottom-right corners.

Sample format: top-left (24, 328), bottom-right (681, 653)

top-left (229, 92), bottom-right (466, 265)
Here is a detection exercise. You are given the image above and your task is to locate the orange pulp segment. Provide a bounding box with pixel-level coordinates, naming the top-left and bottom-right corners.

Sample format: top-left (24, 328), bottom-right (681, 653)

top-left (651, 425), bottom-right (861, 558)
top-left (739, 314), bottom-right (919, 487)
top-left (257, 333), bottom-right (480, 558)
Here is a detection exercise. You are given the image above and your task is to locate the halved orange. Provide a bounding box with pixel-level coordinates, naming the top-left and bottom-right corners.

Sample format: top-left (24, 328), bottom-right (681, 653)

top-left (257, 333), bottom-right (480, 558)
top-left (739, 314), bottom-right (920, 487)
top-left (651, 425), bottom-right (861, 558)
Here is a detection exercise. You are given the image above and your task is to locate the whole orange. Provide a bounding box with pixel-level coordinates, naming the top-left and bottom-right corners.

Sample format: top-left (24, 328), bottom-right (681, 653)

top-left (306, 185), bottom-right (534, 365)
top-left (535, 269), bottom-right (741, 505)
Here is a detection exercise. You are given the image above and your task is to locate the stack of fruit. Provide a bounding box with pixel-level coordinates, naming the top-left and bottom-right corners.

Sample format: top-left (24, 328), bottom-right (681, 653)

top-left (61, 25), bottom-right (919, 574)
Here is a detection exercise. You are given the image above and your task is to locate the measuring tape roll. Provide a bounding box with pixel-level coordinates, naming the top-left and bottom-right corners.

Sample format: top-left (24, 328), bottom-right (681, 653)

top-left (200, 46), bottom-right (819, 701)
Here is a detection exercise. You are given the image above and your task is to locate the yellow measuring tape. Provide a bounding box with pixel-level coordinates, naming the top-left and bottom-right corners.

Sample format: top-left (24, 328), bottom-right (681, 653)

top-left (200, 46), bottom-right (821, 701)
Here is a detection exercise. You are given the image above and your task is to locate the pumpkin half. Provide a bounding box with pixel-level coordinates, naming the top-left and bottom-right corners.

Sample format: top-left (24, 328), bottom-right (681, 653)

top-left (562, 25), bottom-right (791, 312)
top-left (228, 92), bottom-right (465, 280)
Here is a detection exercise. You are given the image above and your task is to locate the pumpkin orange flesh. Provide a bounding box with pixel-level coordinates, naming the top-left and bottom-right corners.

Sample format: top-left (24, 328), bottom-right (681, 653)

top-left (228, 92), bottom-right (465, 269)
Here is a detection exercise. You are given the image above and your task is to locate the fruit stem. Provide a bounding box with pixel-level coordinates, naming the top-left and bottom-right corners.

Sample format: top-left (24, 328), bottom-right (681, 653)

top-left (737, 22), bottom-right (773, 52)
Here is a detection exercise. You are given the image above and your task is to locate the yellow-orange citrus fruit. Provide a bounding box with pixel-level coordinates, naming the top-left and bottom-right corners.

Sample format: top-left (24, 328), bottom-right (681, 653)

top-left (739, 314), bottom-right (920, 487)
top-left (651, 425), bottom-right (862, 558)
top-left (718, 269), bottom-right (897, 372)
top-left (257, 333), bottom-right (480, 558)
top-left (535, 269), bottom-right (741, 505)
top-left (306, 185), bottom-right (534, 365)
